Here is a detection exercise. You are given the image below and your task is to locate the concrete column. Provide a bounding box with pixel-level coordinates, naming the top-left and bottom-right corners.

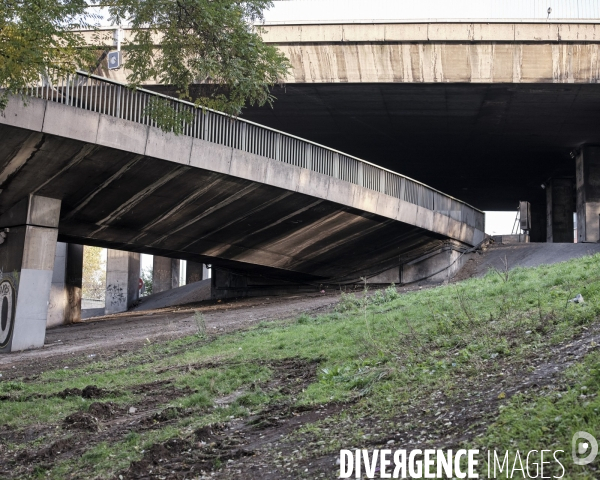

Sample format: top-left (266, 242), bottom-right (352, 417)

top-left (105, 249), bottom-right (140, 314)
top-left (0, 195), bottom-right (61, 353)
top-left (153, 256), bottom-right (180, 293)
top-left (186, 261), bottom-right (209, 284)
top-left (576, 146), bottom-right (600, 243)
top-left (529, 202), bottom-right (547, 243)
top-left (546, 178), bottom-right (575, 243)
top-left (47, 243), bottom-right (83, 327)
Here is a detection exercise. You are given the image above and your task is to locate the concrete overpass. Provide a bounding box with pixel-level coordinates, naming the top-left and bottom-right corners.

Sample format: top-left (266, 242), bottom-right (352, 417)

top-left (89, 17), bottom-right (600, 242)
top-left (0, 72), bottom-right (483, 352)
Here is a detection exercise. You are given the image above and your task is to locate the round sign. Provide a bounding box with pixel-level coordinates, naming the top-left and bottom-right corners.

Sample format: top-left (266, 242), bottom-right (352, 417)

top-left (139, 278), bottom-right (144, 290)
top-left (0, 279), bottom-right (15, 348)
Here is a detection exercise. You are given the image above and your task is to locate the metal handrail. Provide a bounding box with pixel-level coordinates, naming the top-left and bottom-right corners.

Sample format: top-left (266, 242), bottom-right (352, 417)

top-left (24, 71), bottom-right (484, 231)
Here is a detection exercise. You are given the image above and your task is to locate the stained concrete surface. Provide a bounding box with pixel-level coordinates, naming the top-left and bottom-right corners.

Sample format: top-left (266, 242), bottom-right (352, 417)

top-left (133, 279), bottom-right (212, 312)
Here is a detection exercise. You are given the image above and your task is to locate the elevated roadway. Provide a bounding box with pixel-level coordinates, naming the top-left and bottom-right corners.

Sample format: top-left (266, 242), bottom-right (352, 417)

top-left (0, 73), bottom-right (482, 351)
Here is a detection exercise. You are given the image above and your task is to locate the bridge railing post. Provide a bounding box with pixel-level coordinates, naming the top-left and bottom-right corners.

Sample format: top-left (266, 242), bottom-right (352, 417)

top-left (275, 132), bottom-right (281, 161)
top-left (240, 122), bottom-right (247, 152)
top-left (357, 162), bottom-right (364, 187)
top-left (333, 152), bottom-right (340, 178)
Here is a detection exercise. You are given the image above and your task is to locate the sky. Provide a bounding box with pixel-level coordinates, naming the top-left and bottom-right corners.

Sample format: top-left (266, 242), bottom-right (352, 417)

top-left (89, 0), bottom-right (598, 29)
top-left (484, 211), bottom-right (521, 236)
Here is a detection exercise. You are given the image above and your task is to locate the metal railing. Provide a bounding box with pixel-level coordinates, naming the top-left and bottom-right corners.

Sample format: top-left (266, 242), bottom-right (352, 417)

top-left (24, 71), bottom-right (484, 231)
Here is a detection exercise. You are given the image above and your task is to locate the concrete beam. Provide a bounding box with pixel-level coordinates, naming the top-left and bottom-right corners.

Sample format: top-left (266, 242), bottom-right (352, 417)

top-left (152, 256), bottom-right (180, 293)
top-left (260, 23), bottom-right (600, 44)
top-left (576, 146), bottom-right (600, 243)
top-left (47, 243), bottom-right (83, 327)
top-left (82, 23), bottom-right (600, 86)
top-left (105, 249), bottom-right (140, 314)
top-left (546, 178), bottom-right (575, 243)
top-left (0, 195), bottom-right (61, 352)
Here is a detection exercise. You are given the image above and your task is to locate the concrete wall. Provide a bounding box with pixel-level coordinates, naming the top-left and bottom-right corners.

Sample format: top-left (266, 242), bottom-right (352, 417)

top-left (47, 242), bottom-right (68, 327)
top-left (401, 241), bottom-right (470, 284)
top-left (211, 268), bottom-right (320, 299)
top-left (186, 261), bottom-right (208, 284)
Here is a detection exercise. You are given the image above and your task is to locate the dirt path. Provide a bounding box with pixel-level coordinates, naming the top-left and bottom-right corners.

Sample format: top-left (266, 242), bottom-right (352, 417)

top-left (0, 292), bottom-right (342, 374)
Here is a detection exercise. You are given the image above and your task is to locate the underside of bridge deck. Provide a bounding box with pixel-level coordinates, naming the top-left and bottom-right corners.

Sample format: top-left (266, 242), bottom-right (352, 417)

top-left (0, 122), bottom-right (450, 284)
top-left (234, 83), bottom-right (600, 212)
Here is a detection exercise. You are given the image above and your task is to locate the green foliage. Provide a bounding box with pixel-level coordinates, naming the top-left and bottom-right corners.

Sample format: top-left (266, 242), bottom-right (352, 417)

top-left (335, 291), bottom-right (362, 312)
top-left (234, 390), bottom-right (269, 407)
top-left (0, 0), bottom-right (100, 108)
top-left (82, 246), bottom-right (106, 300)
top-left (107, 0), bottom-right (290, 116)
top-left (193, 310), bottom-right (207, 338)
top-left (0, 380), bottom-right (24, 393)
top-left (180, 392), bottom-right (211, 409)
top-left (1, 0), bottom-right (289, 132)
top-left (140, 266), bottom-right (153, 297)
top-left (319, 361), bottom-right (388, 397)
top-left (142, 96), bottom-right (194, 135)
top-left (336, 284), bottom-right (400, 312)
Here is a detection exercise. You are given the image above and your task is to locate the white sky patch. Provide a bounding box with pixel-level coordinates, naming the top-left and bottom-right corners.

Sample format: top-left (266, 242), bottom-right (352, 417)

top-left (484, 211), bottom-right (520, 236)
top-left (263, 0), bottom-right (599, 23)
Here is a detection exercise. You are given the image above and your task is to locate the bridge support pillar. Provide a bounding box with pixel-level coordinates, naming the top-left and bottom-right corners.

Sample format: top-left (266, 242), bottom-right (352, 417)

top-left (105, 250), bottom-right (140, 314)
top-left (47, 243), bottom-right (83, 327)
top-left (186, 261), bottom-right (209, 284)
top-left (0, 195), bottom-right (61, 352)
top-left (546, 178), bottom-right (574, 243)
top-left (576, 146), bottom-right (600, 243)
top-left (529, 202), bottom-right (547, 243)
top-left (153, 256), bottom-right (180, 293)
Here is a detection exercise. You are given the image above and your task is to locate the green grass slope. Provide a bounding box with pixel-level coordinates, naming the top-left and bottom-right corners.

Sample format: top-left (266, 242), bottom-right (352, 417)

top-left (1, 253), bottom-right (600, 478)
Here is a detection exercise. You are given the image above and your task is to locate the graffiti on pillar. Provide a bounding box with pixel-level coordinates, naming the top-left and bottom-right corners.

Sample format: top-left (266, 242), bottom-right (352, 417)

top-left (0, 278), bottom-right (16, 348)
top-left (106, 282), bottom-right (126, 309)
